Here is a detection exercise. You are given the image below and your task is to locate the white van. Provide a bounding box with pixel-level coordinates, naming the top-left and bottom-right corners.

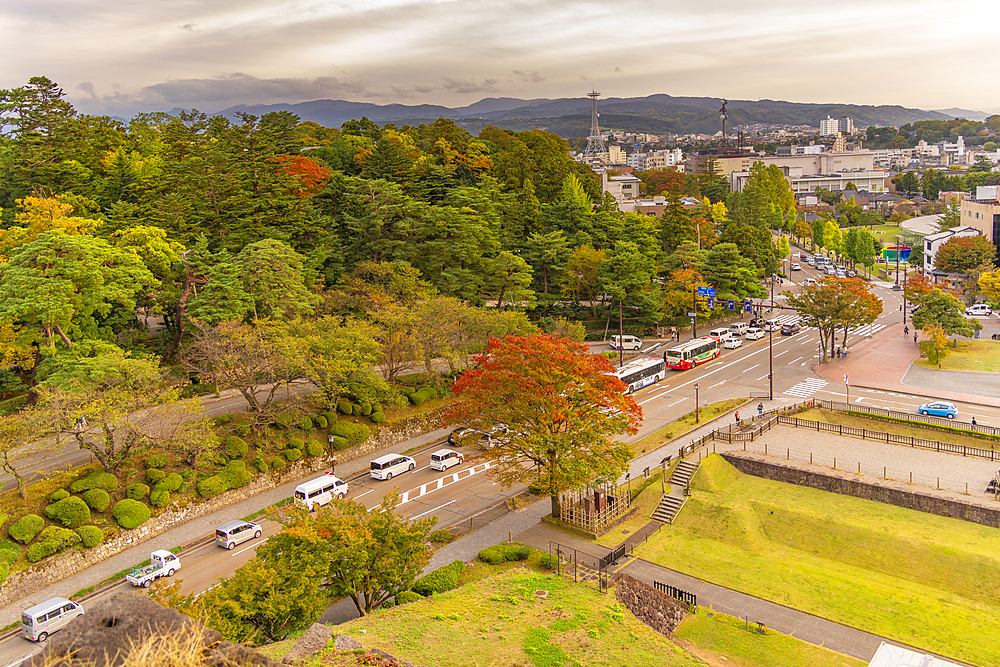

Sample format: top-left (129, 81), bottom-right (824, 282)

top-left (610, 335), bottom-right (642, 351)
top-left (294, 473), bottom-right (349, 510)
top-left (966, 303), bottom-right (993, 316)
top-left (708, 328), bottom-right (730, 341)
top-left (370, 454), bottom-right (416, 480)
top-left (728, 322), bottom-right (749, 337)
top-left (430, 449), bottom-right (464, 471)
top-left (21, 597), bottom-right (84, 642)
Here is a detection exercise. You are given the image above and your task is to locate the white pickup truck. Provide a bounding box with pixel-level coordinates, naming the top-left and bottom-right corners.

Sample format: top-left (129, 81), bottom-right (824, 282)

top-left (126, 550), bottom-right (181, 588)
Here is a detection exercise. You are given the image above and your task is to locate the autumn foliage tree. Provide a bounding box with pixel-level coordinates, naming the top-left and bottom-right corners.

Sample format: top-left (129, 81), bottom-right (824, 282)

top-left (444, 334), bottom-right (642, 517)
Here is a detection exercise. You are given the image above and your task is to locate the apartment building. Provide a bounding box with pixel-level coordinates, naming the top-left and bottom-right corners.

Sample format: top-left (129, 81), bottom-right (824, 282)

top-left (625, 148), bottom-right (684, 170)
top-left (923, 225), bottom-right (982, 276)
top-left (819, 116), bottom-right (854, 136)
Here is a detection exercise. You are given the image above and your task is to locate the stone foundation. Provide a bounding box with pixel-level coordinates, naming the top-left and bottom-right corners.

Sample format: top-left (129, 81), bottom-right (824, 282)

top-left (613, 572), bottom-right (689, 636)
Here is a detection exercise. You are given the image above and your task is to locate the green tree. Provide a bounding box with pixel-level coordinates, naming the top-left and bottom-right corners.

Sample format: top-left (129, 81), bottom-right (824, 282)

top-left (560, 245), bottom-right (605, 314)
top-left (237, 239), bottom-right (317, 320)
top-left (524, 230), bottom-right (570, 295)
top-left (934, 235), bottom-right (996, 274)
top-left (939, 202), bottom-right (961, 231)
top-left (659, 195), bottom-right (694, 252)
top-left (919, 326), bottom-right (950, 367)
top-left (703, 243), bottom-right (766, 301)
top-left (480, 251), bottom-right (535, 309)
top-left (912, 289), bottom-right (982, 339)
top-left (921, 169), bottom-right (943, 201)
top-left (894, 171), bottom-right (920, 198)
top-left (444, 335), bottom-right (641, 517)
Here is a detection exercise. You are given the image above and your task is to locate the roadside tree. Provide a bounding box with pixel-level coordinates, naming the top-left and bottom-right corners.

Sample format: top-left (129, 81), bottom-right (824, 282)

top-left (444, 335), bottom-right (641, 517)
top-left (919, 326), bottom-right (950, 368)
top-left (911, 289), bottom-right (982, 341)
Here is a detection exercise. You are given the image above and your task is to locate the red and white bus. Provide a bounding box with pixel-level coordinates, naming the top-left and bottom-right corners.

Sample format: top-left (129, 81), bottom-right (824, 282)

top-left (613, 356), bottom-right (667, 394)
top-left (664, 337), bottom-right (721, 370)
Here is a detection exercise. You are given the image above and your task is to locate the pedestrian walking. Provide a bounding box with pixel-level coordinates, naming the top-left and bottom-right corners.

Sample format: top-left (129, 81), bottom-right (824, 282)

top-left (663, 350), bottom-right (667, 363)
top-left (914, 333), bottom-right (918, 344)
top-left (757, 403), bottom-right (763, 417)
top-left (735, 411), bottom-right (740, 423)
top-left (899, 304), bottom-right (902, 311)
top-left (972, 417), bottom-right (978, 427)
top-left (904, 325), bottom-right (909, 336)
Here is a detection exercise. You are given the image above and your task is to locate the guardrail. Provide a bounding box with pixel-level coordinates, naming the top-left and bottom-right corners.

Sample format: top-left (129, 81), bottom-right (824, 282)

top-left (815, 399), bottom-right (1000, 438)
top-left (654, 581), bottom-right (697, 611)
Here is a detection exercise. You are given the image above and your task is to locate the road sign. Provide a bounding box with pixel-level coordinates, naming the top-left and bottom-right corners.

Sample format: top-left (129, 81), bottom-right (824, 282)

top-left (707, 298), bottom-right (714, 309)
top-left (744, 299), bottom-right (752, 309)
top-left (688, 312), bottom-right (696, 317)
top-left (697, 286), bottom-right (715, 298)
top-left (844, 373), bottom-right (849, 384)
top-left (727, 299), bottom-right (735, 310)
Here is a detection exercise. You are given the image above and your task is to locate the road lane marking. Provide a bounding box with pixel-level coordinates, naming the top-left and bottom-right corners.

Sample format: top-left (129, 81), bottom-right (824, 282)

top-left (788, 356), bottom-right (803, 364)
top-left (231, 537), bottom-right (269, 557)
top-left (756, 374), bottom-right (769, 381)
top-left (410, 500), bottom-right (457, 519)
top-left (367, 461), bottom-right (496, 512)
top-left (353, 489), bottom-right (374, 500)
top-left (667, 399), bottom-right (686, 408)
top-left (708, 380), bottom-right (726, 390)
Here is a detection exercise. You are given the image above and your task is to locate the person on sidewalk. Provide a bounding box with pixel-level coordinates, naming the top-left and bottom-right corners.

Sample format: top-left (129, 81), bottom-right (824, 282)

top-left (973, 417), bottom-right (978, 427)
top-left (757, 403), bottom-right (763, 417)
top-left (914, 332), bottom-right (918, 344)
top-left (735, 411), bottom-right (740, 423)
top-left (904, 325), bottom-right (909, 336)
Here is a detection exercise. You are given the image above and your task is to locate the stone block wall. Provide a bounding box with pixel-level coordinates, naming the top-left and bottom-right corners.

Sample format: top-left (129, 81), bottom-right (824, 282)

top-left (613, 573), bottom-right (689, 636)
top-left (722, 453), bottom-right (1000, 528)
top-left (0, 411), bottom-right (444, 607)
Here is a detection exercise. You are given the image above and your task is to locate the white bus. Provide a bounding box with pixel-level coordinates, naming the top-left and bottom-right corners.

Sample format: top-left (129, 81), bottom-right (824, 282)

top-left (614, 356), bottom-right (667, 394)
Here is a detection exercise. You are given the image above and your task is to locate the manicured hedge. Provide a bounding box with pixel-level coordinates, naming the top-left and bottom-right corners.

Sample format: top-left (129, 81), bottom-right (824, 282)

top-left (197, 477), bottom-right (228, 498)
top-left (306, 440), bottom-right (324, 457)
top-left (412, 560), bottom-right (464, 597)
top-left (82, 488), bottom-right (111, 513)
top-left (147, 468), bottom-right (166, 484)
top-left (323, 411), bottom-right (337, 426)
top-left (539, 552), bottom-right (559, 570)
top-left (70, 470), bottom-right (118, 494)
top-left (154, 473), bottom-right (183, 493)
top-left (360, 402), bottom-right (373, 416)
top-left (337, 400), bottom-right (352, 415)
top-left (0, 541), bottom-right (18, 563)
top-left (197, 460), bottom-right (252, 498)
top-left (224, 436), bottom-right (249, 458)
top-left (394, 591), bottom-right (424, 605)
top-left (270, 457), bottom-right (287, 471)
top-left (145, 453), bottom-right (170, 468)
top-left (126, 483), bottom-right (150, 500)
top-left (44, 496), bottom-right (92, 528)
top-left (300, 416), bottom-right (313, 430)
top-left (49, 489), bottom-right (70, 502)
top-left (111, 499), bottom-right (150, 529)
top-left (9, 514), bottom-right (44, 544)
top-left (329, 422), bottom-right (370, 448)
top-left (478, 546), bottom-right (507, 565)
top-left (316, 415), bottom-right (328, 429)
top-left (330, 436), bottom-right (349, 450)
top-left (285, 448), bottom-right (302, 462)
top-left (26, 526), bottom-right (80, 562)
top-left (370, 411), bottom-right (386, 424)
top-left (76, 525), bottom-right (103, 548)
top-left (150, 490), bottom-right (171, 507)
top-left (254, 456), bottom-right (269, 473)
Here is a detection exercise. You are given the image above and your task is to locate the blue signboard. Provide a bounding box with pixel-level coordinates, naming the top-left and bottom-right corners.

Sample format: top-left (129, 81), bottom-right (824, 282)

top-left (744, 299), bottom-right (752, 309)
top-left (707, 298), bottom-right (715, 309)
top-left (697, 286), bottom-right (716, 298)
top-left (727, 299), bottom-right (735, 310)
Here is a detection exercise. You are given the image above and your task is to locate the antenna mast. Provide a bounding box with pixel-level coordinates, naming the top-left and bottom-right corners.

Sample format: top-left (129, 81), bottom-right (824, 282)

top-left (583, 90), bottom-right (608, 162)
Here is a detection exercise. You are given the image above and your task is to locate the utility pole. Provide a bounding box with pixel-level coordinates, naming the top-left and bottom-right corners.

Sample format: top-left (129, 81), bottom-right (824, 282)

top-left (618, 298), bottom-right (624, 368)
top-left (768, 325), bottom-right (774, 400)
top-left (692, 287), bottom-right (698, 339)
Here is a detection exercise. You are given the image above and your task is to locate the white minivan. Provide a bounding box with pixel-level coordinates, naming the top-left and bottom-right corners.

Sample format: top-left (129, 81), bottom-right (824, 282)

top-left (21, 597), bottom-right (84, 642)
top-left (728, 322), bottom-right (749, 337)
top-left (610, 335), bottom-right (642, 351)
top-left (370, 454), bottom-right (416, 480)
top-left (430, 449), bottom-right (464, 471)
top-left (708, 328), bottom-right (730, 341)
top-left (966, 303), bottom-right (993, 317)
top-left (294, 473), bottom-right (349, 510)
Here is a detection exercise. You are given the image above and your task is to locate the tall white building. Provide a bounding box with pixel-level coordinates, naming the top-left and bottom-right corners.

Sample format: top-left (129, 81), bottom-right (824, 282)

top-left (819, 115), bottom-right (854, 136)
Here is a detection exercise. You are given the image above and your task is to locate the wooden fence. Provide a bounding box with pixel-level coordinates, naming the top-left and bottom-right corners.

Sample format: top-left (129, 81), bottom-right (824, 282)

top-left (654, 581), bottom-right (697, 611)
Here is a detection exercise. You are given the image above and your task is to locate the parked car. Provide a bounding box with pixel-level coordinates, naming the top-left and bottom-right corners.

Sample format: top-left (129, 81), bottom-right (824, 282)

top-left (126, 550), bottom-right (181, 588)
top-left (216, 520), bottom-right (262, 549)
top-left (780, 323), bottom-right (800, 336)
top-left (918, 401), bottom-right (958, 419)
top-left (610, 334), bottom-right (642, 351)
top-left (723, 336), bottom-right (743, 349)
top-left (846, 270), bottom-right (857, 277)
top-left (430, 448), bottom-right (465, 471)
top-left (745, 327), bottom-right (766, 340)
top-left (790, 263), bottom-right (802, 271)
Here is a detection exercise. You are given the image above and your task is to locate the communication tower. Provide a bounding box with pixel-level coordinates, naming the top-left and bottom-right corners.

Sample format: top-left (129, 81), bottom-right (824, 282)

top-left (582, 90), bottom-right (608, 163)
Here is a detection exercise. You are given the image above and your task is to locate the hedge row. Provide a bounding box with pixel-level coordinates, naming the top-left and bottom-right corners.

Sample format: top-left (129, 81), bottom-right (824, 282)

top-left (197, 460), bottom-right (252, 498)
top-left (9, 514), bottom-right (44, 544)
top-left (411, 560), bottom-right (464, 597)
top-left (478, 544), bottom-right (530, 565)
top-left (44, 497), bottom-right (91, 529)
top-left (329, 422), bottom-right (370, 449)
top-left (70, 470), bottom-right (117, 494)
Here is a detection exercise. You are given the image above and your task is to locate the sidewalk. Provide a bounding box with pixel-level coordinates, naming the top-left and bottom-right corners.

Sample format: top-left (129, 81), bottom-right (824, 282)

top-left (814, 322), bottom-right (1000, 408)
top-left (0, 427), bottom-right (452, 628)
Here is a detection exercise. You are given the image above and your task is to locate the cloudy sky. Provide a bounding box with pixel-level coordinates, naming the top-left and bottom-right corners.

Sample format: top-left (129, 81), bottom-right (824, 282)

top-left (3, 0), bottom-right (999, 119)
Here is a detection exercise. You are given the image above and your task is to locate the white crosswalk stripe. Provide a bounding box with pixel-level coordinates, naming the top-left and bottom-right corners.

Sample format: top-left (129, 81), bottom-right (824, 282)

top-left (783, 378), bottom-right (828, 398)
top-left (847, 323), bottom-right (886, 336)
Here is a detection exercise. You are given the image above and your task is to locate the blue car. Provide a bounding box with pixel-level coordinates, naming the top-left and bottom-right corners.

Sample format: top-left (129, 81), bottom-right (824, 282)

top-left (918, 401), bottom-right (958, 419)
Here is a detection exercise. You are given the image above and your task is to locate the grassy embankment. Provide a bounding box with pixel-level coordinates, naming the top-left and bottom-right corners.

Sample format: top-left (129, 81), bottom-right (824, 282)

top-left (913, 339), bottom-right (1000, 373)
top-left (795, 407), bottom-right (996, 448)
top-left (258, 565), bottom-right (863, 667)
top-left (634, 453), bottom-right (1000, 666)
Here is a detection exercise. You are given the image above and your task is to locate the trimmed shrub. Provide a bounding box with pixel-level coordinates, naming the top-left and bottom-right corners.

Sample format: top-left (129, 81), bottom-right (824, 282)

top-left (349, 403), bottom-right (360, 415)
top-left (224, 436), bottom-right (248, 459)
top-left (145, 453), bottom-right (170, 468)
top-left (323, 411), bottom-right (337, 425)
top-left (154, 473), bottom-right (183, 493)
top-left (305, 440), bottom-right (324, 457)
top-left (0, 561), bottom-right (7, 585)
top-left (330, 436), bottom-right (349, 451)
top-left (9, 514), bottom-right (44, 544)
top-left (429, 529), bottom-right (453, 544)
top-left (285, 448), bottom-right (302, 462)
top-left (270, 457), bottom-right (287, 471)
top-left (315, 415), bottom-right (328, 429)
top-left (408, 390), bottom-right (426, 406)
top-left (300, 416), bottom-right (313, 431)
top-left (370, 411), bottom-right (386, 424)
top-left (254, 456), bottom-right (269, 473)
top-left (146, 468), bottom-right (166, 484)
top-left (478, 546), bottom-right (507, 565)
top-left (26, 541), bottom-right (58, 563)
top-left (70, 470), bottom-right (118, 494)
top-left (539, 552), bottom-right (559, 570)
top-left (27, 526), bottom-right (82, 561)
top-left (149, 490), bottom-right (171, 507)
top-left (49, 489), bottom-right (70, 502)
top-left (219, 460), bottom-right (251, 489)
top-left (76, 525), bottom-right (103, 548)
top-left (0, 541), bottom-right (18, 563)
top-left (45, 496), bottom-right (92, 528)
top-left (360, 402), bottom-right (373, 416)
top-left (288, 436), bottom-right (305, 451)
top-left (127, 483), bottom-right (150, 500)
top-left (82, 489), bottom-right (111, 513)
top-left (412, 560), bottom-right (463, 597)
top-left (395, 591), bottom-right (424, 604)
top-left (112, 499), bottom-right (150, 530)
top-left (330, 422), bottom-right (370, 448)
top-left (336, 400), bottom-right (352, 415)
top-left (197, 477), bottom-right (227, 498)
top-left (498, 544), bottom-right (531, 561)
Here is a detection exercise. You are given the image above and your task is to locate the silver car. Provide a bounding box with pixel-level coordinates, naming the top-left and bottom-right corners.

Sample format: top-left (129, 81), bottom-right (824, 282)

top-left (215, 520), bottom-right (262, 549)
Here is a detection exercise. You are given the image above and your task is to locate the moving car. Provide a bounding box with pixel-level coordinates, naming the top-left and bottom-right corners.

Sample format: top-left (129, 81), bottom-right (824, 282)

top-left (216, 520), bottom-right (263, 549)
top-left (745, 327), bottom-right (765, 340)
top-left (918, 401), bottom-right (958, 419)
top-left (790, 263), bottom-right (802, 271)
top-left (780, 323), bottom-right (800, 336)
top-left (126, 550), bottom-right (181, 588)
top-left (723, 336), bottom-right (743, 349)
top-left (966, 303), bottom-right (993, 316)
top-left (610, 335), bottom-right (642, 351)
top-left (430, 449), bottom-right (464, 471)
top-left (370, 453), bottom-right (417, 480)
top-left (293, 473), bottom-right (349, 510)
top-left (20, 598), bottom-right (84, 642)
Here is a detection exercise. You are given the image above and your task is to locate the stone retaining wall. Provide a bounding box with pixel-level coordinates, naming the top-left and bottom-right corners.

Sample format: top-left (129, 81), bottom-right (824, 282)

top-left (722, 453), bottom-right (1000, 528)
top-left (613, 572), bottom-right (688, 636)
top-left (0, 410), bottom-right (444, 607)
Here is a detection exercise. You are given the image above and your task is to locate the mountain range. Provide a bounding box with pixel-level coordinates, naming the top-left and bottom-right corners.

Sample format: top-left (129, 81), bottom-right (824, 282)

top-left (211, 94), bottom-right (991, 138)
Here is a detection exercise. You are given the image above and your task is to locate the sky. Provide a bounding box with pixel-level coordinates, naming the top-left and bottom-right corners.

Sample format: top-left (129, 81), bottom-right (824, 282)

top-left (4, 0), bottom-right (1000, 120)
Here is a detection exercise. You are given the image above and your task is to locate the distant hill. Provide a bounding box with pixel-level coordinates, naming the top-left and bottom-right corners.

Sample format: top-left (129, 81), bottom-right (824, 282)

top-left (212, 94), bottom-right (976, 137)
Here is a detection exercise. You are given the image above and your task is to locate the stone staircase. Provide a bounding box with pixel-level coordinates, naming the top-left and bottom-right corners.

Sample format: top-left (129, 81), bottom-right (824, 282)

top-left (651, 460), bottom-right (699, 524)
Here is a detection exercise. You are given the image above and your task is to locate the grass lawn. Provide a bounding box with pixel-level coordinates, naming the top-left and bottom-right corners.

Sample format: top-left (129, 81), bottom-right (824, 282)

top-left (795, 407), bottom-right (995, 448)
top-left (634, 454), bottom-right (1000, 666)
top-left (633, 397), bottom-right (749, 455)
top-left (913, 339), bottom-right (1000, 373)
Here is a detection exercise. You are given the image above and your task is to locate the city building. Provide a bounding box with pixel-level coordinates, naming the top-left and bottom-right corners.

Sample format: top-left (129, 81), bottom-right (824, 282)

top-left (730, 165), bottom-right (888, 194)
top-left (625, 148), bottom-right (684, 170)
top-left (960, 187), bottom-right (1000, 257)
top-left (922, 225), bottom-right (982, 277)
top-left (608, 146), bottom-right (627, 164)
top-left (819, 115), bottom-right (854, 136)
top-left (601, 172), bottom-right (642, 205)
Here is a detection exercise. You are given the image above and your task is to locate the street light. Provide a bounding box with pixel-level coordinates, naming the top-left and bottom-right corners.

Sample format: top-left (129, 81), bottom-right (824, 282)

top-left (694, 383), bottom-right (700, 423)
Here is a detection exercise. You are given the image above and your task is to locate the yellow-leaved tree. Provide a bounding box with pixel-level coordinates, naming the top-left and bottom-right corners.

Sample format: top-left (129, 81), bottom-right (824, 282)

top-left (0, 196), bottom-right (101, 256)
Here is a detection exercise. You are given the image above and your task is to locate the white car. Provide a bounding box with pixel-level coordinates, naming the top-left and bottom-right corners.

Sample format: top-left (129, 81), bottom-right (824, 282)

top-left (430, 448), bottom-right (465, 471)
top-left (790, 263), bottom-right (802, 271)
top-left (723, 337), bottom-right (743, 349)
top-left (966, 304), bottom-right (993, 317)
top-left (745, 327), bottom-right (765, 340)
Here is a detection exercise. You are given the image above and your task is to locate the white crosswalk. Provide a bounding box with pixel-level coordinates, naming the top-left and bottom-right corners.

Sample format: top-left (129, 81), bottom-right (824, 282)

top-left (784, 378), bottom-right (828, 398)
top-left (847, 323), bottom-right (886, 336)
